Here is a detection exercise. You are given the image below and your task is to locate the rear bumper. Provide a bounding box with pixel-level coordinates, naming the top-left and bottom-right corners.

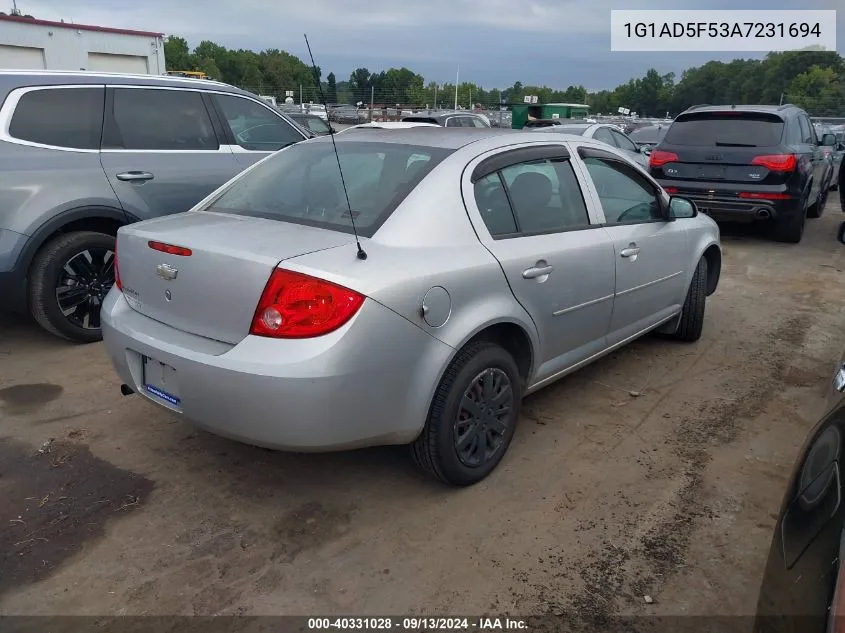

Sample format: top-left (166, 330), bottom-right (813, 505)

top-left (657, 183), bottom-right (803, 222)
top-left (101, 290), bottom-right (454, 452)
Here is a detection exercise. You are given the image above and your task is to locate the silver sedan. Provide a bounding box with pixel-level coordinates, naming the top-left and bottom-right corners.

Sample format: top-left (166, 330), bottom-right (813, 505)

top-left (102, 128), bottom-right (721, 486)
top-left (531, 122), bottom-right (649, 167)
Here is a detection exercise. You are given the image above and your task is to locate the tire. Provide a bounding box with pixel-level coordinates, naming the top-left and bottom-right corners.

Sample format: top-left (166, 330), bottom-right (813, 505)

top-left (773, 200), bottom-right (806, 244)
top-left (807, 185), bottom-right (828, 219)
top-left (411, 342), bottom-right (522, 486)
top-left (28, 231), bottom-right (116, 343)
top-left (671, 257), bottom-right (707, 343)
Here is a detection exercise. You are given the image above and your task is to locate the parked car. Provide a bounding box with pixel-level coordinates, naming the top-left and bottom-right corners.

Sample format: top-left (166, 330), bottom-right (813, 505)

top-left (287, 112), bottom-right (335, 136)
top-left (102, 128), bottom-right (720, 486)
top-left (828, 128), bottom-right (844, 191)
top-left (530, 121), bottom-right (648, 167)
top-left (754, 245), bottom-right (845, 631)
top-left (649, 104), bottom-right (835, 243)
top-left (338, 122), bottom-right (440, 132)
top-left (0, 70), bottom-right (311, 343)
top-left (629, 124), bottom-right (669, 154)
top-left (329, 105), bottom-right (367, 124)
top-left (402, 110), bottom-right (491, 128)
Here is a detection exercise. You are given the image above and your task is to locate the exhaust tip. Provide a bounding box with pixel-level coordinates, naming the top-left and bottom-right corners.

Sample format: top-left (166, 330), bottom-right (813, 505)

top-left (756, 208), bottom-right (771, 220)
top-left (120, 384), bottom-right (135, 396)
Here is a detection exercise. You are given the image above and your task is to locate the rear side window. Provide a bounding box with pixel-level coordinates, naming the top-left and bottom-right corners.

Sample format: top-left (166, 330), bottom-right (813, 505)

top-left (103, 88), bottom-right (218, 150)
top-left (664, 113), bottom-right (785, 147)
top-left (205, 141), bottom-right (453, 238)
top-left (9, 87), bottom-right (104, 150)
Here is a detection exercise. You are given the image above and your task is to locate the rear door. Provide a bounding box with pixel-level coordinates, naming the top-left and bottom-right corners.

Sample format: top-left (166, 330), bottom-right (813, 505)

top-left (100, 86), bottom-right (242, 222)
top-left (465, 145), bottom-right (616, 381)
top-left (576, 146), bottom-right (688, 344)
top-left (210, 92), bottom-right (309, 167)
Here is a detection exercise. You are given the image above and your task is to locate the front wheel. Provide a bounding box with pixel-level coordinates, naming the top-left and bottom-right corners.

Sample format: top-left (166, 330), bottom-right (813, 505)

top-left (671, 257), bottom-right (707, 342)
top-left (411, 342), bottom-right (522, 486)
top-left (28, 231), bottom-right (116, 343)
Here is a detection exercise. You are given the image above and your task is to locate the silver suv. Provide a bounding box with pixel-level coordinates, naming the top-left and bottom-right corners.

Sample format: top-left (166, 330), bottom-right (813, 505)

top-left (0, 71), bottom-right (310, 342)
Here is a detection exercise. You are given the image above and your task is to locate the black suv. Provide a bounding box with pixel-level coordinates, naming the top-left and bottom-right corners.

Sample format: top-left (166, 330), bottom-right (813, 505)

top-left (649, 104), bottom-right (836, 243)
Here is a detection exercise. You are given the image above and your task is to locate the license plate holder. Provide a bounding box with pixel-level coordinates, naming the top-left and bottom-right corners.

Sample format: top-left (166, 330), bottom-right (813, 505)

top-left (699, 166), bottom-right (725, 180)
top-left (142, 356), bottom-right (181, 407)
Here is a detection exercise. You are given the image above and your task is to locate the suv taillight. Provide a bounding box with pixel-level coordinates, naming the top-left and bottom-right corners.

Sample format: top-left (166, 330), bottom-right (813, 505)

top-left (250, 268), bottom-right (365, 338)
top-left (751, 154), bottom-right (797, 172)
top-left (649, 150), bottom-right (679, 168)
top-left (114, 242), bottom-right (122, 291)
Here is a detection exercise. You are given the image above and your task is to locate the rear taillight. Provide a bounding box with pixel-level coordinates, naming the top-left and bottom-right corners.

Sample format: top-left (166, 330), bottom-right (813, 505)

top-left (114, 243), bottom-right (122, 291)
top-left (751, 154), bottom-right (797, 172)
top-left (663, 186), bottom-right (679, 194)
top-left (649, 150), bottom-right (679, 168)
top-left (148, 241), bottom-right (192, 256)
top-left (250, 268), bottom-right (365, 338)
top-left (738, 192), bottom-right (792, 200)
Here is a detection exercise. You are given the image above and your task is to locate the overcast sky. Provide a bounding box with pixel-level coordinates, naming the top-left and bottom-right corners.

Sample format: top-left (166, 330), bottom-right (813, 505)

top-left (18, 0), bottom-right (845, 90)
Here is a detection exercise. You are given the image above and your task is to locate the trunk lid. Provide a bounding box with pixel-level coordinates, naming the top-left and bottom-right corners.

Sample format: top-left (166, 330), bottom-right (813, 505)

top-left (116, 211), bottom-right (352, 344)
top-left (655, 111), bottom-right (792, 185)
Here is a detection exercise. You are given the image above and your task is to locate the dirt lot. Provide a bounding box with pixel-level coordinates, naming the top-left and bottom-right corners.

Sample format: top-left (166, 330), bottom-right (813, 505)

top-left (2, 203), bottom-right (845, 623)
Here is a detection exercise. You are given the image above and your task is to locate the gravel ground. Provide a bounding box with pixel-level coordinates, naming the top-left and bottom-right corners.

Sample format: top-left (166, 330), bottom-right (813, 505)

top-left (1, 202), bottom-right (844, 623)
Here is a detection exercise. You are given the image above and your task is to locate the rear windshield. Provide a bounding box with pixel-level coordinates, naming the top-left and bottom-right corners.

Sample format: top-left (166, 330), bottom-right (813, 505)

top-left (205, 141), bottom-right (453, 237)
top-left (664, 113), bottom-right (784, 147)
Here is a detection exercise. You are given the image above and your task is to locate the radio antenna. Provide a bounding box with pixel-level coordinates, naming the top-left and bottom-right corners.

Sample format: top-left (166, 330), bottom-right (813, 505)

top-left (303, 34), bottom-right (367, 261)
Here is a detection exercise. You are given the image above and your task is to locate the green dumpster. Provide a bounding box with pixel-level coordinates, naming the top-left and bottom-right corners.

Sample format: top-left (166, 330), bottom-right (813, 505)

top-left (510, 103), bottom-right (590, 129)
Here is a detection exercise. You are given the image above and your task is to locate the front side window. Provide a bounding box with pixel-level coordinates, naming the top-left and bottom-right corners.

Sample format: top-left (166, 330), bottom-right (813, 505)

top-left (103, 88), bottom-right (218, 150)
top-left (9, 87), bottom-right (104, 150)
top-left (215, 94), bottom-right (304, 151)
top-left (205, 141), bottom-right (453, 237)
top-left (583, 157), bottom-right (662, 224)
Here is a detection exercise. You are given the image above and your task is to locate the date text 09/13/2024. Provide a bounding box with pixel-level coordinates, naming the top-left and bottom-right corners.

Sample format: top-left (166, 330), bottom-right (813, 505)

top-left (307, 617), bottom-right (528, 630)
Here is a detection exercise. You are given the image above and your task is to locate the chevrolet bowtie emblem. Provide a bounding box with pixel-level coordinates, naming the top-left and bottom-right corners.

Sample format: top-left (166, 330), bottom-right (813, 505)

top-left (156, 263), bottom-right (178, 281)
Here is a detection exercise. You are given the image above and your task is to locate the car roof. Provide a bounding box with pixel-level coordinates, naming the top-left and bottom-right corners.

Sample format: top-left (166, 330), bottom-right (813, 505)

top-left (681, 103), bottom-right (801, 117)
top-left (0, 69), bottom-right (248, 94)
top-left (405, 111), bottom-right (481, 121)
top-left (312, 127), bottom-right (519, 149)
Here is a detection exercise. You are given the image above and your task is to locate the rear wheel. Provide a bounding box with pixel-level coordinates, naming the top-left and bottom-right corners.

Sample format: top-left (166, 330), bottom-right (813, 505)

top-left (671, 257), bottom-right (707, 342)
top-left (411, 342), bottom-right (522, 486)
top-left (807, 184), bottom-right (828, 219)
top-left (772, 193), bottom-right (807, 243)
top-left (28, 231), bottom-right (116, 343)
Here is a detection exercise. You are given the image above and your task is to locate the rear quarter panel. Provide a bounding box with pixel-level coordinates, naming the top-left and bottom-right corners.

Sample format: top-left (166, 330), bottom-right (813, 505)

top-left (0, 143), bottom-right (123, 237)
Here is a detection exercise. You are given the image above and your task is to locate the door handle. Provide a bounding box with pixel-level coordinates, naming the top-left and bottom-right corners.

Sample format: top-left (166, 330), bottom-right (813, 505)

top-left (116, 171), bottom-right (154, 182)
top-left (620, 245), bottom-right (641, 258)
top-left (522, 264), bottom-right (553, 279)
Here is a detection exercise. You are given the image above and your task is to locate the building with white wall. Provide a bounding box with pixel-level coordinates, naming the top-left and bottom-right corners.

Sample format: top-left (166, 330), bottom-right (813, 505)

top-left (0, 13), bottom-right (165, 74)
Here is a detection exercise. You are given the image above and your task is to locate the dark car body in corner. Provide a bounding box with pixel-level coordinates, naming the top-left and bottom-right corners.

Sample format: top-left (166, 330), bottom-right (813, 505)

top-left (755, 303), bottom-right (845, 633)
top-left (648, 104), bottom-right (834, 244)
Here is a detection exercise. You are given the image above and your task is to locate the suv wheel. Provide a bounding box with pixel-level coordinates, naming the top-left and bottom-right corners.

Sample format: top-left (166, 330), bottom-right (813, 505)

top-left (28, 231), bottom-right (116, 343)
top-left (807, 185), bottom-right (828, 219)
top-left (772, 193), bottom-right (807, 244)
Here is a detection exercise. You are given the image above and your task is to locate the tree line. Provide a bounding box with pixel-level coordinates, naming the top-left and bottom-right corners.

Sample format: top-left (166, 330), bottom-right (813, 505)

top-left (163, 36), bottom-right (844, 117)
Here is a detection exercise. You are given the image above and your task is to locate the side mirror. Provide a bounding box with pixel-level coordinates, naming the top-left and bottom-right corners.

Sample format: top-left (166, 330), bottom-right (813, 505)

top-left (821, 133), bottom-right (836, 147)
top-left (838, 221), bottom-right (845, 245)
top-left (640, 145), bottom-right (652, 155)
top-left (668, 196), bottom-right (697, 219)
